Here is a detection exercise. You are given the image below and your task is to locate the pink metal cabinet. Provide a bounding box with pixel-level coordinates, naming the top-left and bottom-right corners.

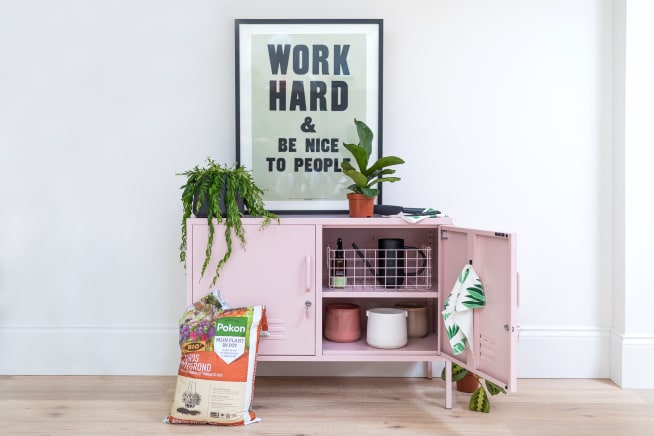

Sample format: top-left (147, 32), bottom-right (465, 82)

top-left (184, 217), bottom-right (518, 406)
top-left (187, 221), bottom-right (316, 356)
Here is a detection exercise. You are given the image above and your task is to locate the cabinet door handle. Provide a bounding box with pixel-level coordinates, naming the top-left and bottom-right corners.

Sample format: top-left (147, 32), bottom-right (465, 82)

top-left (305, 255), bottom-right (311, 292)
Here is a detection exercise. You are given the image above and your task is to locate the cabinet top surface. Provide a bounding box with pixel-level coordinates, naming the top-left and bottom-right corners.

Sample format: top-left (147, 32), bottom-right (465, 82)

top-left (187, 216), bottom-right (454, 227)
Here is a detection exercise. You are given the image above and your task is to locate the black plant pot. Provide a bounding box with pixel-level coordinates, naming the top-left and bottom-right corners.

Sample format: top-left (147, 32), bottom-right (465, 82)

top-left (193, 183), bottom-right (245, 218)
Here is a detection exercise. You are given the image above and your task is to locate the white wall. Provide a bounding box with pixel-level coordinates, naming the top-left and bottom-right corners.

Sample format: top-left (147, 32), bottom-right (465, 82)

top-left (0, 0), bottom-right (643, 381)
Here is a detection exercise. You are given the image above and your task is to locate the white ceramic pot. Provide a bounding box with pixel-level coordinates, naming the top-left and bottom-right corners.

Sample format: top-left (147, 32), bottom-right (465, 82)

top-left (366, 308), bottom-right (408, 349)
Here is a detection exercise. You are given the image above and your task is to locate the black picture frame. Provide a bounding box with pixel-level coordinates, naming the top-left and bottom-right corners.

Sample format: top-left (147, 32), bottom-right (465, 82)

top-left (235, 19), bottom-right (383, 213)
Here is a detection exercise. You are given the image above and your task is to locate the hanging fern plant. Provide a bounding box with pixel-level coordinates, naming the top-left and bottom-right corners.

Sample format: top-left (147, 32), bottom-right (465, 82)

top-left (178, 157), bottom-right (278, 286)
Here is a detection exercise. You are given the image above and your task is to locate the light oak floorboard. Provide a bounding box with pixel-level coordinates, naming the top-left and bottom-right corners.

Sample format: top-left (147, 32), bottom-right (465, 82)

top-left (0, 376), bottom-right (652, 435)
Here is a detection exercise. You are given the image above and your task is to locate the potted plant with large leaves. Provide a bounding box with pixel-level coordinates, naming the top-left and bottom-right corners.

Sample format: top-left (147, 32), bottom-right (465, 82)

top-left (342, 119), bottom-right (405, 217)
top-left (178, 157), bottom-right (278, 286)
top-left (441, 363), bottom-right (507, 413)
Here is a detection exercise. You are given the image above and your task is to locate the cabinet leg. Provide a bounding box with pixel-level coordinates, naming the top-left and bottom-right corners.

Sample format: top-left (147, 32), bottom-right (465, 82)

top-left (426, 361), bottom-right (432, 379)
top-left (444, 360), bottom-right (452, 409)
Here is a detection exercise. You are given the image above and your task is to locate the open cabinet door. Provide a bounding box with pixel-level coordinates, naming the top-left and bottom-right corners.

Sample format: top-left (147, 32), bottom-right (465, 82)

top-left (438, 225), bottom-right (518, 392)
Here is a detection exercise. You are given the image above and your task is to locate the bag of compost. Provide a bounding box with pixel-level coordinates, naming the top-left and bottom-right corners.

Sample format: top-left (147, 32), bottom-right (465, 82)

top-left (165, 291), bottom-right (267, 426)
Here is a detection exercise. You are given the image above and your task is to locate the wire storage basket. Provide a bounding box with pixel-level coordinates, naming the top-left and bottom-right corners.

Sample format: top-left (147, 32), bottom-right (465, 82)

top-left (326, 245), bottom-right (432, 290)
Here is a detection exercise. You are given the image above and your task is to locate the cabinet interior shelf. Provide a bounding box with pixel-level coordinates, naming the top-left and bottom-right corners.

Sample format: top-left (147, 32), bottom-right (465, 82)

top-left (322, 333), bottom-right (439, 356)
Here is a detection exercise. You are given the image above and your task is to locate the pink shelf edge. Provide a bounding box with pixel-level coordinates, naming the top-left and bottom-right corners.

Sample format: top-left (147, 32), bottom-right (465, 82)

top-left (322, 332), bottom-right (439, 355)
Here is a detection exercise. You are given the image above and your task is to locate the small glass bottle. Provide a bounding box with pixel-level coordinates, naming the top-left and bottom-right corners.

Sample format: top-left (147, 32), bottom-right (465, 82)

top-left (330, 238), bottom-right (347, 288)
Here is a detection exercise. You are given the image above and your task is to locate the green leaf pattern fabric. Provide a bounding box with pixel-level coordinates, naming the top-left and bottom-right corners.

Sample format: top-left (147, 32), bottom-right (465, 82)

top-left (441, 264), bottom-right (486, 355)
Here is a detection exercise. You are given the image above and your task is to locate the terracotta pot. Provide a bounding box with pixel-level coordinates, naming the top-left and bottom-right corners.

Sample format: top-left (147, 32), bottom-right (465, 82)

top-left (324, 303), bottom-right (361, 343)
top-left (456, 372), bottom-right (479, 393)
top-left (347, 193), bottom-right (374, 218)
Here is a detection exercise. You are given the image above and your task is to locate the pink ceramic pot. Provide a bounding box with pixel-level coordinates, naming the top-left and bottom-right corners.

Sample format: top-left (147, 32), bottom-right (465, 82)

top-left (324, 303), bottom-right (361, 342)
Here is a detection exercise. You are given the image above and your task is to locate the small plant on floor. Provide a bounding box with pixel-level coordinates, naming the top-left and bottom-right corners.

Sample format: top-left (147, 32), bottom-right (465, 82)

top-left (441, 363), bottom-right (506, 413)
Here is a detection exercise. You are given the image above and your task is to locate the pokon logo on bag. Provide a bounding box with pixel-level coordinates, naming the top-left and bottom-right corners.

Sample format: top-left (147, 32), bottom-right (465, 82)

top-left (216, 317), bottom-right (247, 336)
top-left (214, 317), bottom-right (249, 364)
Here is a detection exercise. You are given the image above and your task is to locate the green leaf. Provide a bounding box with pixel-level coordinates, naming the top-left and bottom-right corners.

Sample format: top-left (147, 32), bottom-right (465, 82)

top-left (341, 160), bottom-right (355, 172)
top-left (353, 118), bottom-right (373, 157)
top-left (469, 387), bottom-right (490, 413)
top-left (342, 142), bottom-right (370, 175)
top-left (440, 362), bottom-right (469, 382)
top-left (345, 183), bottom-right (363, 194)
top-left (366, 156), bottom-right (405, 176)
top-left (343, 168), bottom-right (369, 188)
top-left (367, 176), bottom-right (401, 186)
top-left (360, 187), bottom-right (379, 198)
top-left (485, 379), bottom-right (506, 396)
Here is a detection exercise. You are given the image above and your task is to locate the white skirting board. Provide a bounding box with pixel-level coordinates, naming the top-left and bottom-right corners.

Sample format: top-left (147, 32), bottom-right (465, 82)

top-left (1, 324), bottom-right (652, 388)
top-left (0, 324), bottom-right (181, 376)
top-left (609, 330), bottom-right (654, 389)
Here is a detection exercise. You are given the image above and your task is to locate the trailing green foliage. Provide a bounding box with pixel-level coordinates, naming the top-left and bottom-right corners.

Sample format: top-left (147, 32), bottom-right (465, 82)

top-left (178, 158), bottom-right (278, 286)
top-left (440, 363), bottom-right (507, 413)
top-left (341, 119), bottom-right (405, 198)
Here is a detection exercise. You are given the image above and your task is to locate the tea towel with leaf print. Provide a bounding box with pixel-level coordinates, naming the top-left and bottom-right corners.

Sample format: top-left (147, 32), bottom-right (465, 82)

top-left (442, 264), bottom-right (486, 355)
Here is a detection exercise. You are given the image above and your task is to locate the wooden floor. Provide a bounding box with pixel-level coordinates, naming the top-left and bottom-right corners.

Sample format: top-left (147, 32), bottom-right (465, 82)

top-left (0, 376), bottom-right (653, 435)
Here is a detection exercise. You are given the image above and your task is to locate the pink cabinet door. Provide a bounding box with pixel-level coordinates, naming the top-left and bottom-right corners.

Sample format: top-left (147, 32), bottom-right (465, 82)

top-left (189, 222), bottom-right (316, 356)
top-left (438, 226), bottom-right (518, 392)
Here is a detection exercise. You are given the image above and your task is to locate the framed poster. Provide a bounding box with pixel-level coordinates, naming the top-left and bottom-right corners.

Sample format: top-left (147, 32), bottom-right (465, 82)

top-left (236, 19), bottom-right (383, 213)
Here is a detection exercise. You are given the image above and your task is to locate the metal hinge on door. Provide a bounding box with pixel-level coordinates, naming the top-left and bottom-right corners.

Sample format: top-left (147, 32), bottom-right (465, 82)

top-left (441, 229), bottom-right (448, 240)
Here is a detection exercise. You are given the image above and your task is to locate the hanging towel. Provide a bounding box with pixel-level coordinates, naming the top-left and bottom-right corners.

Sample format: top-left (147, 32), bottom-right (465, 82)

top-left (441, 264), bottom-right (486, 355)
